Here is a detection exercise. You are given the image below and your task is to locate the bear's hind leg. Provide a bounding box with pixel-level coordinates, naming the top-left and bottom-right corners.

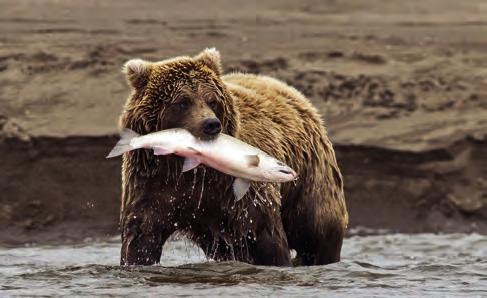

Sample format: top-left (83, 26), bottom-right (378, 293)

top-left (283, 195), bottom-right (346, 266)
top-left (291, 223), bottom-right (344, 266)
top-left (315, 224), bottom-right (344, 265)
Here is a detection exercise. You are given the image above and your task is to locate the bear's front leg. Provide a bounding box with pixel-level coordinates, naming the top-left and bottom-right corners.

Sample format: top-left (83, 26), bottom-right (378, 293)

top-left (253, 212), bottom-right (292, 266)
top-left (228, 185), bottom-right (292, 266)
top-left (120, 200), bottom-right (175, 266)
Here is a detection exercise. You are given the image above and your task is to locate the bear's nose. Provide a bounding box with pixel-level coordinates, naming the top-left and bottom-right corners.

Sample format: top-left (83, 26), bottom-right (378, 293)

top-left (202, 118), bottom-right (222, 137)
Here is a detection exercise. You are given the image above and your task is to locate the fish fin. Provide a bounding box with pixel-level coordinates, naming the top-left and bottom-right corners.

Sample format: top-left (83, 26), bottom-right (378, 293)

top-left (153, 147), bottom-right (174, 156)
top-left (182, 158), bottom-right (201, 172)
top-left (245, 154), bottom-right (260, 167)
top-left (106, 128), bottom-right (140, 158)
top-left (187, 146), bottom-right (203, 156)
top-left (233, 178), bottom-right (251, 201)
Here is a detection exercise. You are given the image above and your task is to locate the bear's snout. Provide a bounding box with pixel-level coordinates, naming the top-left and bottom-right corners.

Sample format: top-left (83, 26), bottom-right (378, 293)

top-left (202, 118), bottom-right (222, 137)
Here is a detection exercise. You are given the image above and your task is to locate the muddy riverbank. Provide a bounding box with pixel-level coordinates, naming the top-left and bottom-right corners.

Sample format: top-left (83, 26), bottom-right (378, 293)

top-left (1, 0), bottom-right (486, 245)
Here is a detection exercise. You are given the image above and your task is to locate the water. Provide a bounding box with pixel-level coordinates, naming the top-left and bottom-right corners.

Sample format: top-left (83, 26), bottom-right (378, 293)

top-left (1, 234), bottom-right (486, 297)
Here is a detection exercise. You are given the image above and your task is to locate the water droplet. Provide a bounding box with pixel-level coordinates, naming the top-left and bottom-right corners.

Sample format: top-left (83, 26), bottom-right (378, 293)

top-left (198, 167), bottom-right (206, 209)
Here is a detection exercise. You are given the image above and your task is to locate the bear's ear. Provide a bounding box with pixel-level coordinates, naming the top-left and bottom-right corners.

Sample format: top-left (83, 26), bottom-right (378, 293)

top-left (123, 59), bottom-right (151, 89)
top-left (195, 48), bottom-right (222, 75)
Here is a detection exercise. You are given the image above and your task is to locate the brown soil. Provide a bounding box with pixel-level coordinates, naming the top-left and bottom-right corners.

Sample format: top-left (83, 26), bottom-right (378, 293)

top-left (1, 0), bottom-right (486, 245)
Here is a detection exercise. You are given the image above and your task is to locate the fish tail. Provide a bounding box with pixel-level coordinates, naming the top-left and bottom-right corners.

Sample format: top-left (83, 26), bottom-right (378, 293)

top-left (106, 128), bottom-right (140, 158)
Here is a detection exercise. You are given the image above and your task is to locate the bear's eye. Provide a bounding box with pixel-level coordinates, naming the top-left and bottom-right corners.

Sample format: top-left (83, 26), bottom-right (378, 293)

top-left (178, 97), bottom-right (192, 110)
top-left (208, 100), bottom-right (218, 111)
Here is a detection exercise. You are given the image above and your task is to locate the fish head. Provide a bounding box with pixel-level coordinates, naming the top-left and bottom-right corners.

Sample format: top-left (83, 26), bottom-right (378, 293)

top-left (261, 157), bottom-right (297, 182)
top-left (120, 49), bottom-right (237, 140)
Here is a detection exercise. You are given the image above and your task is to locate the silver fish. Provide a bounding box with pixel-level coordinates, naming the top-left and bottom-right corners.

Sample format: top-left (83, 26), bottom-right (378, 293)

top-left (107, 128), bottom-right (297, 200)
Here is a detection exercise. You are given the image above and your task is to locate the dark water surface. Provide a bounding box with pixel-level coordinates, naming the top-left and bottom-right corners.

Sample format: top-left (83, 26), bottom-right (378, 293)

top-left (1, 234), bottom-right (486, 297)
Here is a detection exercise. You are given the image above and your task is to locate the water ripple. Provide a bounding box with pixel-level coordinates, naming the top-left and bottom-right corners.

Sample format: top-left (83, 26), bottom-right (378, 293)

top-left (0, 234), bottom-right (486, 296)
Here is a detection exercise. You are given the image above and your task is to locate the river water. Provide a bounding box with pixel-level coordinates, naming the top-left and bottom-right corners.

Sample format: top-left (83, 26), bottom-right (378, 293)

top-left (1, 234), bottom-right (486, 297)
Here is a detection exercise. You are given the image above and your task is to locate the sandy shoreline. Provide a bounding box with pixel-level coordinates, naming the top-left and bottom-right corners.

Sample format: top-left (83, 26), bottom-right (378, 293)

top-left (1, 0), bottom-right (486, 245)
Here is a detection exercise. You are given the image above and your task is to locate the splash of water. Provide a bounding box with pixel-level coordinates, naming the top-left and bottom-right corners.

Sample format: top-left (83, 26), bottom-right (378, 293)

top-left (190, 168), bottom-right (198, 196)
top-left (198, 167), bottom-right (206, 209)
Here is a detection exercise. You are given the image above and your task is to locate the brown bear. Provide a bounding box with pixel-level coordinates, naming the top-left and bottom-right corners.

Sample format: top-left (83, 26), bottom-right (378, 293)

top-left (117, 48), bottom-right (348, 266)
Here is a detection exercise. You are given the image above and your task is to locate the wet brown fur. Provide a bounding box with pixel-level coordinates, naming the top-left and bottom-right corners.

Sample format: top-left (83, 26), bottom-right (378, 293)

top-left (118, 49), bottom-right (348, 266)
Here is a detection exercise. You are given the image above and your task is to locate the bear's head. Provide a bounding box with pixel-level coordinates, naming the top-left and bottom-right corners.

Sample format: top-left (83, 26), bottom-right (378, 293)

top-left (120, 48), bottom-right (239, 140)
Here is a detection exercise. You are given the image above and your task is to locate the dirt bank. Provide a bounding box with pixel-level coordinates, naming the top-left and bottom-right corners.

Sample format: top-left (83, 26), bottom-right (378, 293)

top-left (2, 132), bottom-right (486, 246)
top-left (1, 0), bottom-right (486, 245)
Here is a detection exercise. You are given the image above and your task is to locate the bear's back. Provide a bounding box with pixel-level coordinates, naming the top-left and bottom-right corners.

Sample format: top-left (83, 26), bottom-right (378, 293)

top-left (222, 72), bottom-right (327, 167)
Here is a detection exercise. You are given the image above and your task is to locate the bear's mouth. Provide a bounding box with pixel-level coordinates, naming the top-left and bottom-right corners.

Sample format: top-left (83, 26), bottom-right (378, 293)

top-left (198, 134), bottom-right (220, 142)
